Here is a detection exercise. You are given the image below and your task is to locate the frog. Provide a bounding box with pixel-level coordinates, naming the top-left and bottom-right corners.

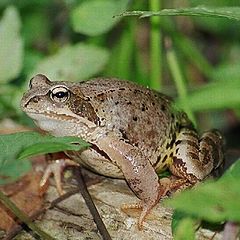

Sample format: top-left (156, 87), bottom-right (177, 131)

top-left (21, 74), bottom-right (224, 229)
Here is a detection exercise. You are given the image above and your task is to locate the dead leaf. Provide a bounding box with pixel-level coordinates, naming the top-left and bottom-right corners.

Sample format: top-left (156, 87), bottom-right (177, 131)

top-left (0, 171), bottom-right (45, 232)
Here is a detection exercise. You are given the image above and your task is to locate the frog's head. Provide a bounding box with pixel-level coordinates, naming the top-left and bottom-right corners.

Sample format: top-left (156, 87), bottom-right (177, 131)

top-left (21, 74), bottom-right (99, 136)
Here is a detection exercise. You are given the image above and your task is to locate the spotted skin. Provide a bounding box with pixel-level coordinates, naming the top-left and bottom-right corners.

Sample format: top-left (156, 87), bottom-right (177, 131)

top-left (154, 123), bottom-right (224, 190)
top-left (21, 74), bottom-right (225, 229)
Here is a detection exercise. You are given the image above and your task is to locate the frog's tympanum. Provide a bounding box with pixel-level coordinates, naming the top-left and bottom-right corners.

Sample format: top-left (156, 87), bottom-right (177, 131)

top-left (21, 74), bottom-right (224, 229)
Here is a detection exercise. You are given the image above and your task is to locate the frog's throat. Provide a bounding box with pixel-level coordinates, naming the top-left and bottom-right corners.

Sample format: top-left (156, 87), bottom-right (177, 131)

top-left (24, 111), bottom-right (99, 139)
top-left (25, 110), bottom-right (96, 127)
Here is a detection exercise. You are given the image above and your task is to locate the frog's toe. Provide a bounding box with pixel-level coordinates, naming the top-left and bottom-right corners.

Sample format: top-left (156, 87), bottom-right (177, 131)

top-left (121, 202), bottom-right (142, 210)
top-left (121, 201), bottom-right (145, 229)
top-left (121, 202), bottom-right (141, 222)
top-left (121, 201), bottom-right (158, 230)
top-left (40, 159), bottom-right (79, 195)
top-left (137, 180), bottom-right (172, 229)
top-left (138, 203), bottom-right (152, 229)
top-left (121, 180), bottom-right (170, 229)
top-left (160, 176), bottom-right (194, 194)
top-left (135, 200), bottom-right (160, 230)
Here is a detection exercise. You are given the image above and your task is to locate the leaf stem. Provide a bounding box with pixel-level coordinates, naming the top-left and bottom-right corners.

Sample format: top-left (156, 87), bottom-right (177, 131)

top-left (149, 0), bottom-right (162, 90)
top-left (165, 38), bottom-right (196, 126)
top-left (116, 21), bottom-right (135, 79)
top-left (74, 168), bottom-right (112, 240)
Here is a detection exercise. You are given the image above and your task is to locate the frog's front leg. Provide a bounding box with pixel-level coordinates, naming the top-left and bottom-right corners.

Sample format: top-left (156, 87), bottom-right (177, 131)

top-left (40, 159), bottom-right (79, 195)
top-left (169, 127), bottom-right (224, 188)
top-left (97, 136), bottom-right (166, 229)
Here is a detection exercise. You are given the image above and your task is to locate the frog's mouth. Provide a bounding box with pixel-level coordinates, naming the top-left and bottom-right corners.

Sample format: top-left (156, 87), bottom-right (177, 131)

top-left (25, 110), bottom-right (97, 131)
top-left (24, 110), bottom-right (79, 122)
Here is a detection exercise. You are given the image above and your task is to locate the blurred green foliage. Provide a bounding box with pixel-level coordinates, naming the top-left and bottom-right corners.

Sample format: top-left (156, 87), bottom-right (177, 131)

top-left (71, 0), bottom-right (129, 36)
top-left (166, 158), bottom-right (240, 239)
top-left (166, 158), bottom-right (240, 223)
top-left (0, 0), bottom-right (239, 131)
top-left (0, 132), bottom-right (89, 185)
top-left (0, 1), bottom-right (240, 238)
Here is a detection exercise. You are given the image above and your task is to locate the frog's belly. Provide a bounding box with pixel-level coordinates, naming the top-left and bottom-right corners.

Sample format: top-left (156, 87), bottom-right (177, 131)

top-left (65, 148), bottom-right (124, 178)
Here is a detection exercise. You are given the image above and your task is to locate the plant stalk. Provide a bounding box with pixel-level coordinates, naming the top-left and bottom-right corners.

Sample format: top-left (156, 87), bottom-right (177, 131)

top-left (0, 190), bottom-right (55, 240)
top-left (166, 38), bottom-right (196, 126)
top-left (149, 0), bottom-right (162, 90)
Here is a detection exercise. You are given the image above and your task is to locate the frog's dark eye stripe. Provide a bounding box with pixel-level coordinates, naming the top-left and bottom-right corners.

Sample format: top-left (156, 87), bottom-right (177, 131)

top-left (50, 86), bottom-right (70, 103)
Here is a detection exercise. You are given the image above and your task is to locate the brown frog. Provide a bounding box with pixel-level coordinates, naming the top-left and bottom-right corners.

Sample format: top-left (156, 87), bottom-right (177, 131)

top-left (21, 74), bottom-right (224, 228)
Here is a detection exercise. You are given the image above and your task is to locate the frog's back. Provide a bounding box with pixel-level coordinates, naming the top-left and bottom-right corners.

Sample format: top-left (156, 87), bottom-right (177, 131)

top-left (79, 78), bottom-right (175, 161)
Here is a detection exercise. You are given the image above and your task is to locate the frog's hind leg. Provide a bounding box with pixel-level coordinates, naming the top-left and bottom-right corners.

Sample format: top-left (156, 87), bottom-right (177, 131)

top-left (169, 127), bottom-right (224, 190)
top-left (121, 178), bottom-right (170, 229)
top-left (97, 136), bottom-right (171, 230)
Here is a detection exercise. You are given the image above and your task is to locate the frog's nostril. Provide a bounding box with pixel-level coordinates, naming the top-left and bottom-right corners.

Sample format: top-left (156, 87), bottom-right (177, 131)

top-left (32, 96), bottom-right (40, 103)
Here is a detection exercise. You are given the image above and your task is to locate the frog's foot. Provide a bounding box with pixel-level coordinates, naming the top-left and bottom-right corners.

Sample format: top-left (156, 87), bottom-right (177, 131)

top-left (40, 159), bottom-right (79, 195)
top-left (121, 179), bottom-right (170, 230)
top-left (170, 179), bottom-right (193, 192)
top-left (121, 200), bottom-right (161, 229)
top-left (164, 176), bottom-right (196, 194)
top-left (121, 201), bottom-right (147, 229)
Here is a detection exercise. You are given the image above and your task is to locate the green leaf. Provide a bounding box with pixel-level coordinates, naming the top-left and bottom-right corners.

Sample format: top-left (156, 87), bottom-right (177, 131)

top-left (22, 50), bottom-right (44, 78)
top-left (121, 6), bottom-right (240, 21)
top-left (219, 158), bottom-right (240, 182)
top-left (174, 218), bottom-right (196, 240)
top-left (18, 135), bottom-right (89, 160)
top-left (0, 6), bottom-right (23, 83)
top-left (22, 10), bottom-right (50, 48)
top-left (174, 35), bottom-right (213, 77)
top-left (164, 159), bottom-right (240, 223)
top-left (210, 63), bottom-right (240, 82)
top-left (176, 80), bottom-right (240, 111)
top-left (172, 211), bottom-right (201, 238)
top-left (29, 43), bottom-right (109, 81)
top-left (0, 0), bottom-right (50, 9)
top-left (166, 180), bottom-right (240, 222)
top-left (166, 44), bottom-right (196, 126)
top-left (0, 158), bottom-right (32, 184)
top-left (172, 211), bottom-right (193, 235)
top-left (71, 0), bottom-right (129, 36)
top-left (189, 1), bottom-right (240, 37)
top-left (0, 132), bottom-right (89, 184)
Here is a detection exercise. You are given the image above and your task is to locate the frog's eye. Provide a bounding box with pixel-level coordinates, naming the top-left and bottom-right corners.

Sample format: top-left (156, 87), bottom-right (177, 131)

top-left (50, 86), bottom-right (70, 103)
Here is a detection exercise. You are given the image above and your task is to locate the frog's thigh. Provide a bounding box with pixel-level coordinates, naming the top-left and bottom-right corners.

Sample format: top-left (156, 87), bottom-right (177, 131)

top-left (97, 136), bottom-right (162, 220)
top-left (170, 128), bottom-right (224, 183)
top-left (99, 137), bottom-right (161, 200)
